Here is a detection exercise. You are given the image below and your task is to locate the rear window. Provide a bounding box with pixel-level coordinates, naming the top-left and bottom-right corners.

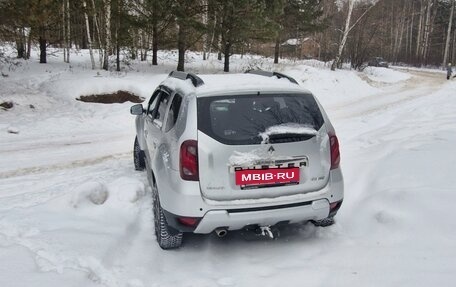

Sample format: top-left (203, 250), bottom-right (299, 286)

top-left (197, 94), bottom-right (324, 145)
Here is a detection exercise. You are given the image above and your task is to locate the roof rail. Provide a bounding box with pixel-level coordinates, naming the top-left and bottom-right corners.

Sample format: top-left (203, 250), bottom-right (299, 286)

top-left (245, 70), bottom-right (299, 85)
top-left (168, 71), bottom-right (205, 87)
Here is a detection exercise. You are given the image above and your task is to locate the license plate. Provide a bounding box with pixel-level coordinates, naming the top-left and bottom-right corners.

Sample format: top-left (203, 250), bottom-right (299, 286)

top-left (235, 168), bottom-right (300, 186)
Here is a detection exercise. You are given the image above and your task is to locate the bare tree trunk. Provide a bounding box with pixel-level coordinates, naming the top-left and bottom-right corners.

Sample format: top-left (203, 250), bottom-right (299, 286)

top-left (83, 0), bottom-right (95, 69)
top-left (452, 22), bottom-right (456, 63)
top-left (274, 35), bottom-right (280, 64)
top-left (443, 0), bottom-right (455, 67)
top-left (39, 26), bottom-right (47, 64)
top-left (16, 28), bottom-right (25, 59)
top-left (331, 0), bottom-right (354, 71)
top-left (202, 0), bottom-right (208, 60)
top-left (423, 0), bottom-right (436, 64)
top-left (416, 0), bottom-right (425, 60)
top-left (103, 0), bottom-right (111, 70)
top-left (152, 23), bottom-right (158, 65)
top-left (145, 32), bottom-right (150, 61)
top-left (408, 2), bottom-right (414, 62)
top-left (26, 28), bottom-right (32, 60)
top-left (396, 17), bottom-right (406, 63)
top-left (223, 42), bottom-right (231, 72)
top-left (177, 24), bottom-right (185, 71)
top-left (90, 0), bottom-right (103, 68)
top-left (207, 15), bottom-right (217, 59)
top-left (116, 0), bottom-right (120, 72)
top-left (390, 0), bottom-right (395, 58)
top-left (62, 0), bottom-right (67, 62)
top-left (140, 29), bottom-right (147, 61)
top-left (405, 6), bottom-right (410, 61)
top-left (139, 30), bottom-right (143, 61)
top-left (394, 3), bottom-right (407, 63)
top-left (422, 0), bottom-right (432, 61)
top-left (217, 34), bottom-right (222, 61)
top-left (65, 0), bottom-right (70, 63)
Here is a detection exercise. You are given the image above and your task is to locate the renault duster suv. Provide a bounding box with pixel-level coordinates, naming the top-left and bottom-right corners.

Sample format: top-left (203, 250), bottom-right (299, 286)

top-left (130, 70), bottom-right (343, 249)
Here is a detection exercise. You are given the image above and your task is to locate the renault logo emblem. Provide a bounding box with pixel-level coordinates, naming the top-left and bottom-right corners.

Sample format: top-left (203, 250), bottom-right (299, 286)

top-left (268, 146), bottom-right (275, 154)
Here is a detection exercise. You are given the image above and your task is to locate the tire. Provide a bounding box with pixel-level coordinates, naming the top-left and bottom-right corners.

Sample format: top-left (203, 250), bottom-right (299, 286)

top-left (312, 217), bottom-right (335, 227)
top-left (152, 181), bottom-right (183, 249)
top-left (133, 136), bottom-right (145, 171)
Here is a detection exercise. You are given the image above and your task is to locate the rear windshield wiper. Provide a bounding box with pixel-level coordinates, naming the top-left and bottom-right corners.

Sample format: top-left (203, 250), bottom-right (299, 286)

top-left (267, 133), bottom-right (315, 143)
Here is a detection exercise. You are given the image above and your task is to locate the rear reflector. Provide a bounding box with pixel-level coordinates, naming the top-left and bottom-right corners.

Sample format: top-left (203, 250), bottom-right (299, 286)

top-left (180, 140), bottom-right (199, 181)
top-left (329, 133), bottom-right (340, 170)
top-left (329, 200), bottom-right (343, 216)
top-left (330, 201), bottom-right (339, 210)
top-left (177, 217), bottom-right (200, 227)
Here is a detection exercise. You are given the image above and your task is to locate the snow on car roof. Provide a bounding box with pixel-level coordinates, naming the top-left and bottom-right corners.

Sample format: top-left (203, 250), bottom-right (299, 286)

top-left (161, 73), bottom-right (311, 97)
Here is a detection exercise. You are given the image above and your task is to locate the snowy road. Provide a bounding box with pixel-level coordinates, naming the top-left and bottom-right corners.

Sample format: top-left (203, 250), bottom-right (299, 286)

top-left (330, 70), bottom-right (445, 118)
top-left (1, 57), bottom-right (456, 287)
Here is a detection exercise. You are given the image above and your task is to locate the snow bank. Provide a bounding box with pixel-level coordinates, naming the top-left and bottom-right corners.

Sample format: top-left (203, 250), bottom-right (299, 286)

top-left (282, 64), bottom-right (380, 108)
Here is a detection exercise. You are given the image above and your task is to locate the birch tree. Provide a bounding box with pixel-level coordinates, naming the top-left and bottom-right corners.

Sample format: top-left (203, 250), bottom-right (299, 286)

top-left (91, 0), bottom-right (103, 68)
top-left (62, 0), bottom-right (67, 62)
top-left (331, 0), bottom-right (354, 70)
top-left (65, 0), bottom-right (70, 63)
top-left (83, 0), bottom-right (95, 69)
top-left (62, 0), bottom-right (70, 63)
top-left (103, 0), bottom-right (112, 70)
top-left (443, 0), bottom-right (455, 67)
top-left (331, 0), bottom-right (378, 71)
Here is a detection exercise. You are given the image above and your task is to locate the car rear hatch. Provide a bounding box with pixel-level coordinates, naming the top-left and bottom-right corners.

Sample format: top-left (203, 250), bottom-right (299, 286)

top-left (197, 93), bottom-right (331, 201)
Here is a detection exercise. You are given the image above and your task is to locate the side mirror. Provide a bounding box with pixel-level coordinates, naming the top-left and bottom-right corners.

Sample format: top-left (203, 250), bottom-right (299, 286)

top-left (130, 104), bottom-right (144, 115)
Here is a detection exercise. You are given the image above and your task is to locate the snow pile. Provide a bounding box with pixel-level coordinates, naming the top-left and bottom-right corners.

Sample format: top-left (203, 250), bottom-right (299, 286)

top-left (160, 76), bottom-right (196, 96)
top-left (71, 181), bottom-right (109, 207)
top-left (228, 148), bottom-right (272, 167)
top-left (6, 126), bottom-right (19, 134)
top-left (283, 64), bottom-right (380, 108)
top-left (259, 123), bottom-right (317, 143)
top-left (363, 66), bottom-right (411, 83)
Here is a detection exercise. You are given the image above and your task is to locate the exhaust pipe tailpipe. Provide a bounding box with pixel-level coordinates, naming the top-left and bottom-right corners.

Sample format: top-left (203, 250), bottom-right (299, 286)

top-left (215, 228), bottom-right (228, 238)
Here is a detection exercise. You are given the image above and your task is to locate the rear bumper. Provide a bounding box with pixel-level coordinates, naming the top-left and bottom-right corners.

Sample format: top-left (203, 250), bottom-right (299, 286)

top-left (193, 198), bottom-right (329, 234)
top-left (155, 167), bottom-right (344, 233)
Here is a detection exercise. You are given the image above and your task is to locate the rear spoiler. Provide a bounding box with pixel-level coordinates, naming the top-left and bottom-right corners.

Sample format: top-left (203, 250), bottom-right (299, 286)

top-left (245, 70), bottom-right (299, 85)
top-left (168, 71), bottom-right (205, 87)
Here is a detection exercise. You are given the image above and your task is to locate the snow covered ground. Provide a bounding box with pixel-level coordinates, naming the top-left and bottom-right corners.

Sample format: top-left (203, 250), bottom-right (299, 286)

top-left (1, 48), bottom-right (456, 287)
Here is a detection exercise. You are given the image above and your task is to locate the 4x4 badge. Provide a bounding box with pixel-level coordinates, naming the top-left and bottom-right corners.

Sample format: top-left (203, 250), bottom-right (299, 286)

top-left (268, 146), bottom-right (275, 154)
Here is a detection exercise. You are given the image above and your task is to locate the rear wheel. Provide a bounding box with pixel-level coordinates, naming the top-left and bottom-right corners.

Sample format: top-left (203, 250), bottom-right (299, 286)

top-left (133, 136), bottom-right (145, 171)
top-left (152, 181), bottom-right (183, 249)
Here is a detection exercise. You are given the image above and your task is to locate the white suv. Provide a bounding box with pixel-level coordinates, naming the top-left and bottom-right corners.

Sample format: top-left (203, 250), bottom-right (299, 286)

top-left (130, 70), bottom-right (344, 249)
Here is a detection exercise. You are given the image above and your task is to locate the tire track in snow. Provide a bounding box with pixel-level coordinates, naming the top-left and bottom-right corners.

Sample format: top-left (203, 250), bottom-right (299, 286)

top-left (0, 152), bottom-right (130, 179)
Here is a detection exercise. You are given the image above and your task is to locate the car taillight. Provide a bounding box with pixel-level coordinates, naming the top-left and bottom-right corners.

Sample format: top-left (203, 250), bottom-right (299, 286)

top-left (180, 140), bottom-right (199, 181)
top-left (329, 133), bottom-right (340, 170)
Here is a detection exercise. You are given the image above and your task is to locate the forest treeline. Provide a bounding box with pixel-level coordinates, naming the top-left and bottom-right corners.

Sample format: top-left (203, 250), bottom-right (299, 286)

top-left (0, 0), bottom-right (455, 72)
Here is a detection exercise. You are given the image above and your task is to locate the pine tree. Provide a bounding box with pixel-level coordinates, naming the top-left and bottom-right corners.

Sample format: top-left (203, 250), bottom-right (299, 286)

top-left (212, 0), bottom-right (267, 72)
